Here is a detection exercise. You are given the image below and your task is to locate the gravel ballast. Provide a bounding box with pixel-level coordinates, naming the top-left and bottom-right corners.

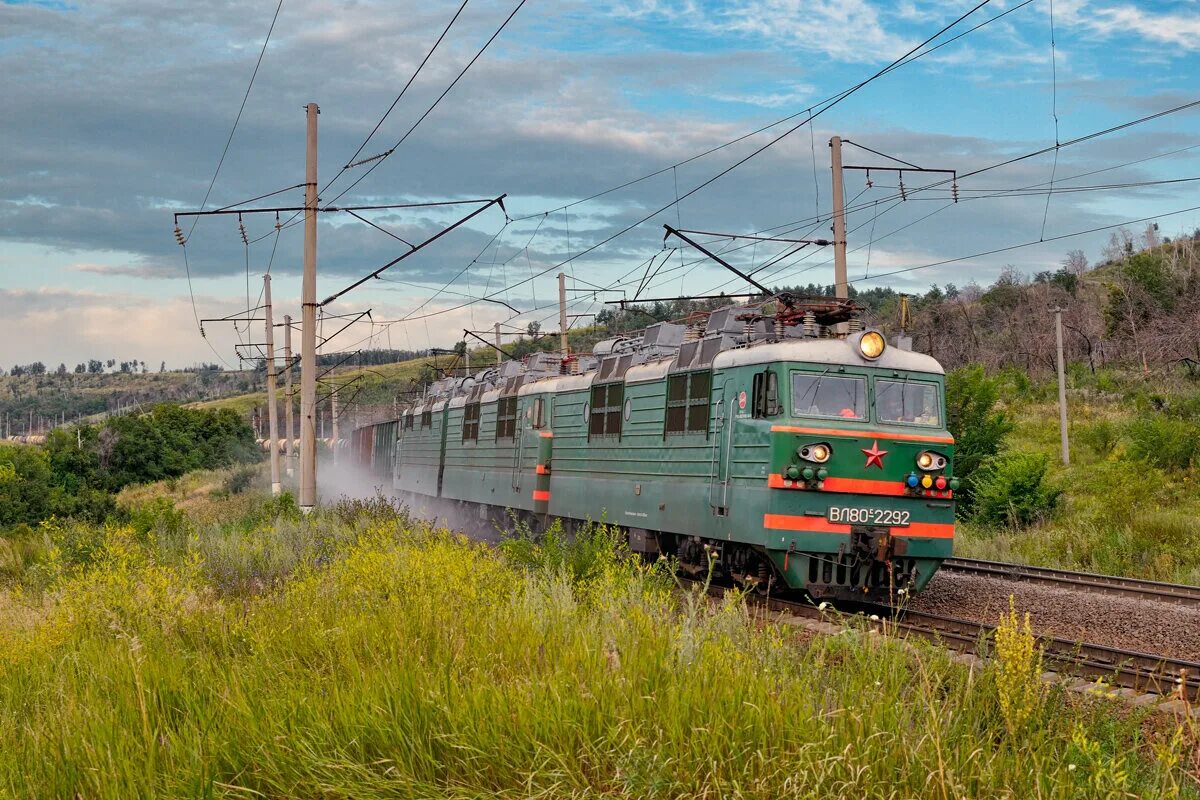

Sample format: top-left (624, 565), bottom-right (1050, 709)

top-left (908, 570), bottom-right (1200, 662)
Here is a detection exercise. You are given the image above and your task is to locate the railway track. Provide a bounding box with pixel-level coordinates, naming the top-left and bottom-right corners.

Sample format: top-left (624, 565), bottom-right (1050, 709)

top-left (940, 557), bottom-right (1200, 607)
top-left (699, 582), bottom-right (1200, 705)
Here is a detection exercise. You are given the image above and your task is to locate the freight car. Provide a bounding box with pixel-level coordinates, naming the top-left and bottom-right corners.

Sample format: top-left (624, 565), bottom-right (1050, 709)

top-left (350, 300), bottom-right (956, 601)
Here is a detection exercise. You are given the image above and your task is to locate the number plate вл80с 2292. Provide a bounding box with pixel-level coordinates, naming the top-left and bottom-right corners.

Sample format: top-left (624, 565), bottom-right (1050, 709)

top-left (826, 507), bottom-right (911, 526)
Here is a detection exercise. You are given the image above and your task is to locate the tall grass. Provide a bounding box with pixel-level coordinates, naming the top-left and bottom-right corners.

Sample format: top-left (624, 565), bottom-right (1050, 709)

top-left (0, 496), bottom-right (1194, 798)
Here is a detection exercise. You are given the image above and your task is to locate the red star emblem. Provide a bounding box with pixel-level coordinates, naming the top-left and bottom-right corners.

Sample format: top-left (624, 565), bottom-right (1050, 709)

top-left (862, 440), bottom-right (888, 469)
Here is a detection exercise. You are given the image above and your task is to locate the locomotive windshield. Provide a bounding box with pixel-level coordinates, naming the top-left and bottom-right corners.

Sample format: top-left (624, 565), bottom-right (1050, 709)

top-left (875, 378), bottom-right (942, 427)
top-left (791, 372), bottom-right (867, 420)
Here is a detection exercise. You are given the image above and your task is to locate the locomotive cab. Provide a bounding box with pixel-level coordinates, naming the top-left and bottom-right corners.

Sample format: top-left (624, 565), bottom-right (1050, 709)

top-left (748, 330), bottom-right (955, 601)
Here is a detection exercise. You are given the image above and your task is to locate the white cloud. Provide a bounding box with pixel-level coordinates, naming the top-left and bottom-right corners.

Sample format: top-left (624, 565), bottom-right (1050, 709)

top-left (612, 0), bottom-right (914, 62)
top-left (72, 262), bottom-right (176, 279)
top-left (708, 84), bottom-right (816, 108)
top-left (1061, 2), bottom-right (1200, 50)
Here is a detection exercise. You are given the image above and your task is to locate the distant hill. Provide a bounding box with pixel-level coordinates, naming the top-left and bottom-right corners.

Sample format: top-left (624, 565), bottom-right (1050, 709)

top-left (0, 369), bottom-right (260, 436)
top-left (193, 328), bottom-right (605, 433)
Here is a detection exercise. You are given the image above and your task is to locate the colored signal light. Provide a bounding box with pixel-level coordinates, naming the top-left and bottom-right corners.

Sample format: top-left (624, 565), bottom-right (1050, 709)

top-left (906, 473), bottom-right (919, 488)
top-left (816, 468), bottom-right (829, 481)
top-left (859, 331), bottom-right (886, 359)
top-left (920, 474), bottom-right (934, 489)
top-left (935, 476), bottom-right (948, 490)
top-left (786, 466), bottom-right (800, 480)
top-left (949, 477), bottom-right (960, 491)
top-left (802, 467), bottom-right (815, 481)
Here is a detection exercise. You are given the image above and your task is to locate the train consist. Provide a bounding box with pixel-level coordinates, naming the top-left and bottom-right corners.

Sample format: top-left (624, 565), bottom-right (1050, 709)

top-left (349, 300), bottom-right (956, 601)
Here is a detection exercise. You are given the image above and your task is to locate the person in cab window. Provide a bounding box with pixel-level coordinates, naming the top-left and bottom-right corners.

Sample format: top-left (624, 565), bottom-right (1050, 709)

top-left (877, 385), bottom-right (905, 423)
top-left (913, 389), bottom-right (939, 425)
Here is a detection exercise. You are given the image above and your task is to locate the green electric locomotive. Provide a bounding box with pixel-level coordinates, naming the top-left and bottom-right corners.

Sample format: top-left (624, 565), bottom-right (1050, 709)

top-left (353, 301), bottom-right (956, 601)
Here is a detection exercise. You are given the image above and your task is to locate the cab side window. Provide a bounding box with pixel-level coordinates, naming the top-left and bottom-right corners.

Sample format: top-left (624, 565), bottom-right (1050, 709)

top-left (751, 369), bottom-right (780, 418)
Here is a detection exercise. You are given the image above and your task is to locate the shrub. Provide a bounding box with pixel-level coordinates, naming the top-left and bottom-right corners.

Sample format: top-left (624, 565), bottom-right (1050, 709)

top-left (993, 597), bottom-right (1044, 739)
top-left (222, 465), bottom-right (257, 495)
top-left (1093, 369), bottom-right (1123, 394)
top-left (971, 452), bottom-right (1062, 528)
top-left (945, 366), bottom-right (1015, 509)
top-left (994, 365), bottom-right (1033, 403)
top-left (1162, 393), bottom-right (1200, 422)
top-left (1075, 418), bottom-right (1120, 458)
top-left (1125, 416), bottom-right (1200, 471)
top-left (500, 518), bottom-right (628, 588)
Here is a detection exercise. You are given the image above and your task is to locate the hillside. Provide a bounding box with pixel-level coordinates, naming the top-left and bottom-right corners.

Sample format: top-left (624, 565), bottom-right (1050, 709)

top-left (193, 326), bottom-right (612, 427)
top-left (0, 368), bottom-right (260, 434)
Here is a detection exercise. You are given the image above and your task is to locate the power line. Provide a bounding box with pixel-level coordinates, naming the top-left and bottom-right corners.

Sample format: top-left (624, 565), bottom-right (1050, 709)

top-left (712, 103), bottom-right (1200, 295)
top-left (319, 0), bottom-right (528, 210)
top-left (1040, 0), bottom-right (1061, 241)
top-left (261, 0), bottom-right (1015, 344)
top-left (507, 0), bottom-right (1036, 224)
top-left (178, 0), bottom-right (284, 368)
top-left (320, 0), bottom-right (472, 203)
top-left (858, 202), bottom-right (1200, 283)
top-left (186, 0), bottom-right (285, 237)
top-left (283, 3), bottom-right (1200, 352)
top-left (462, 0), bottom-right (1003, 303)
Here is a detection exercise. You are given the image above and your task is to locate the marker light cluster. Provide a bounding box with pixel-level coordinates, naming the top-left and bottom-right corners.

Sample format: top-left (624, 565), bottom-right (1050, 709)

top-left (906, 472), bottom-right (959, 492)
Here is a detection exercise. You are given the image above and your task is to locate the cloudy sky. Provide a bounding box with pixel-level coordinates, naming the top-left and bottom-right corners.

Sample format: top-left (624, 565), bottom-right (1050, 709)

top-left (2, 0), bottom-right (1199, 368)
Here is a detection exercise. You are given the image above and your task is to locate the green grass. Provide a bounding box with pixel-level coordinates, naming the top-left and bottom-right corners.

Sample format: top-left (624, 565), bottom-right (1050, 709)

top-left (961, 372), bottom-right (1200, 584)
top-left (0, 490), bottom-right (1195, 798)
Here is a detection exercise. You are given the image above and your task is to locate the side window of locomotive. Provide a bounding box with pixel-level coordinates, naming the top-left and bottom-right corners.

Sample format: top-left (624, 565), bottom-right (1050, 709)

top-left (421, 408), bottom-right (432, 428)
top-left (791, 372), bottom-right (866, 420)
top-left (532, 397), bottom-right (545, 429)
top-left (495, 396), bottom-right (518, 441)
top-left (875, 379), bottom-right (942, 427)
top-left (461, 402), bottom-right (481, 443)
top-left (751, 369), bottom-right (781, 418)
top-left (666, 371), bottom-right (711, 436)
top-left (589, 383), bottom-right (623, 439)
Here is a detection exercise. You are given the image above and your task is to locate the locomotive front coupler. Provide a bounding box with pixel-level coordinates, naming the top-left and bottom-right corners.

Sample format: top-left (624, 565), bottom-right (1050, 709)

top-left (849, 526), bottom-right (908, 564)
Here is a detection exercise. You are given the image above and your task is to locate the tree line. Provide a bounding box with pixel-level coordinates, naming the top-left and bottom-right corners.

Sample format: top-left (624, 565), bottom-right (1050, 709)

top-left (0, 404), bottom-right (259, 528)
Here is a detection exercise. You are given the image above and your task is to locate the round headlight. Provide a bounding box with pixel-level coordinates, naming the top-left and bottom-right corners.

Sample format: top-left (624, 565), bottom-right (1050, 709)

top-left (859, 331), bottom-right (886, 359)
top-left (916, 451), bottom-right (947, 471)
top-left (799, 443), bottom-right (831, 463)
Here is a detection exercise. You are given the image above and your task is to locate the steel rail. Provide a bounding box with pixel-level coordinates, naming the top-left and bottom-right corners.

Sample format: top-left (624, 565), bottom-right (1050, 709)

top-left (694, 582), bottom-right (1199, 704)
top-left (940, 557), bottom-right (1200, 607)
top-left (889, 606), bottom-right (1199, 703)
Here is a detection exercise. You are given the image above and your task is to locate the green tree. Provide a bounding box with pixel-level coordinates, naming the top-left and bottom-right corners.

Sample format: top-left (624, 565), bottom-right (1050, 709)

top-left (945, 365), bottom-right (1014, 509)
top-left (0, 445), bottom-right (53, 526)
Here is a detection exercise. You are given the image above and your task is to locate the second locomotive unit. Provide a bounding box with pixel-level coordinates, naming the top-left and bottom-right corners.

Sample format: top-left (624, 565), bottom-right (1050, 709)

top-left (350, 300), bottom-right (956, 601)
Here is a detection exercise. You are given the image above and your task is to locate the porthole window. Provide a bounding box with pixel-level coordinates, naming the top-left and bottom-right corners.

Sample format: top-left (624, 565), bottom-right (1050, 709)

top-left (623, 398), bottom-right (632, 422)
top-left (583, 402), bottom-right (590, 423)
